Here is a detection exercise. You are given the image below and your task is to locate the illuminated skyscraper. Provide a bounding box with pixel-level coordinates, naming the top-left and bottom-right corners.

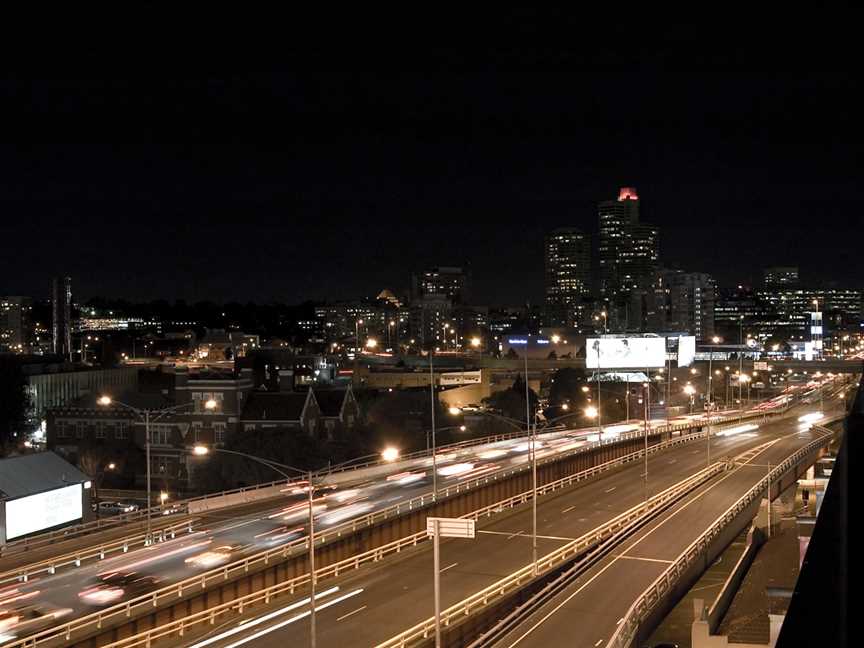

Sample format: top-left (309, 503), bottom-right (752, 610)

top-left (598, 187), bottom-right (660, 297)
top-left (544, 227), bottom-right (591, 325)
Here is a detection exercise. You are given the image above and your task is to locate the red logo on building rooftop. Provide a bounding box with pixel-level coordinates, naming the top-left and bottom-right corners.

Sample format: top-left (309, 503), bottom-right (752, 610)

top-left (618, 187), bottom-right (639, 201)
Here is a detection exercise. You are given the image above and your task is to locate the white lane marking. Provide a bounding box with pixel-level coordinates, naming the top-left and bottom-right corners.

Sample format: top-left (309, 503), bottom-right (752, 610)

top-left (604, 487), bottom-right (616, 493)
top-left (479, 530), bottom-right (575, 542)
top-left (668, 459), bottom-right (677, 464)
top-left (595, 640), bottom-right (604, 646)
top-left (188, 586), bottom-right (340, 646)
top-left (222, 589), bottom-right (364, 648)
top-left (500, 432), bottom-right (805, 648)
top-left (337, 605), bottom-right (367, 621)
top-left (441, 562), bottom-right (459, 573)
top-left (562, 505), bottom-right (576, 513)
top-left (616, 617), bottom-right (624, 625)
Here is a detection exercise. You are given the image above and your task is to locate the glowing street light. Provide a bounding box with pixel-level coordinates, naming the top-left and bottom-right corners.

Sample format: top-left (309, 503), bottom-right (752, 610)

top-left (100, 395), bottom-right (216, 538)
top-left (584, 405), bottom-right (598, 419)
top-left (448, 406), bottom-right (462, 416)
top-left (470, 336), bottom-right (481, 348)
top-left (366, 338), bottom-right (378, 349)
top-left (381, 447), bottom-right (400, 462)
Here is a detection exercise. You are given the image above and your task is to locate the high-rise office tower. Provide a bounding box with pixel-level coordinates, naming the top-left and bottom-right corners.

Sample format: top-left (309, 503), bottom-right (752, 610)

top-left (545, 227), bottom-right (591, 325)
top-left (0, 296), bottom-right (33, 353)
top-left (598, 187), bottom-right (660, 297)
top-left (620, 223), bottom-right (660, 291)
top-left (410, 266), bottom-right (471, 304)
top-left (763, 266), bottom-right (799, 289)
top-left (661, 270), bottom-right (716, 340)
top-left (51, 276), bottom-right (72, 360)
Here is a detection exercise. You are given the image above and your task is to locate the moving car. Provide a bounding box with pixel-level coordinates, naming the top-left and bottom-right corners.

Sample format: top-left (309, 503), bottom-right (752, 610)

top-left (184, 543), bottom-right (250, 569)
top-left (0, 603), bottom-right (72, 641)
top-left (78, 571), bottom-right (161, 606)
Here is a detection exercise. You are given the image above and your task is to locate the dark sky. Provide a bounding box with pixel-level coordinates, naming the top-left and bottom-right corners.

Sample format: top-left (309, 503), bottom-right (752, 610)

top-left (1, 15), bottom-right (861, 305)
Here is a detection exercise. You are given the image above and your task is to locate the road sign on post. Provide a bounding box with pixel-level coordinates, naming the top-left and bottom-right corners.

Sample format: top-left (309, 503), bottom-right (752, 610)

top-left (427, 517), bottom-right (476, 647)
top-left (427, 517), bottom-right (475, 539)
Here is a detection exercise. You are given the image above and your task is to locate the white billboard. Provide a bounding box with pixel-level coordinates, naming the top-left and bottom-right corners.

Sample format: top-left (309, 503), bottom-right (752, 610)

top-left (5, 483), bottom-right (83, 540)
top-left (677, 336), bottom-right (696, 367)
top-left (585, 337), bottom-right (666, 369)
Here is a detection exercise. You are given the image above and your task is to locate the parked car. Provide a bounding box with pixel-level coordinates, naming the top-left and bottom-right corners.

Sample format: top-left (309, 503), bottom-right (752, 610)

top-left (97, 501), bottom-right (138, 515)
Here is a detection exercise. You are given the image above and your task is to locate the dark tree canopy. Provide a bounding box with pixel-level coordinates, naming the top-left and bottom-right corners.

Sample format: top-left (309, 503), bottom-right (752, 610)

top-left (0, 357), bottom-right (32, 452)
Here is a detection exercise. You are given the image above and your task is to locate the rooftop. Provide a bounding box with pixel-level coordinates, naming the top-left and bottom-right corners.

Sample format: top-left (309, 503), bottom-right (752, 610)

top-left (0, 452), bottom-right (90, 499)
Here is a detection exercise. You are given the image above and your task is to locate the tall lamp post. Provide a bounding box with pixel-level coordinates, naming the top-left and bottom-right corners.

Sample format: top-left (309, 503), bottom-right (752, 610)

top-left (683, 384), bottom-right (696, 414)
top-left (642, 380), bottom-right (650, 502)
top-left (191, 445), bottom-right (404, 648)
top-left (520, 337), bottom-right (538, 576)
top-left (98, 395), bottom-right (216, 539)
top-left (429, 346), bottom-right (438, 499)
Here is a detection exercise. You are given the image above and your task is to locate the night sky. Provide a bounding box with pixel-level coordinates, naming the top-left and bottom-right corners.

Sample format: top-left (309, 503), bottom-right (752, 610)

top-left (1, 15), bottom-right (861, 305)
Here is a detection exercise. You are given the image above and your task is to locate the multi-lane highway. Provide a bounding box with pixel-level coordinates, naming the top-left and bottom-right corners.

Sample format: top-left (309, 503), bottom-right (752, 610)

top-left (487, 421), bottom-right (836, 648)
top-left (159, 398), bottom-right (839, 648)
top-left (0, 401), bottom-right (775, 645)
top-left (0, 379), bottom-right (836, 646)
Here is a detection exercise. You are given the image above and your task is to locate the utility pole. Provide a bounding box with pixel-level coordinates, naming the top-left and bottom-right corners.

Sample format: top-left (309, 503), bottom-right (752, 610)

top-left (523, 340), bottom-right (537, 575)
top-left (309, 469), bottom-right (316, 648)
top-left (643, 379), bottom-right (649, 502)
top-left (767, 460), bottom-right (772, 538)
top-left (430, 348), bottom-right (438, 499)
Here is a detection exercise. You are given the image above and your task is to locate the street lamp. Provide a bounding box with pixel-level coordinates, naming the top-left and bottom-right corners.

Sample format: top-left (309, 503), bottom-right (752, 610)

top-left (99, 395), bottom-right (216, 538)
top-left (381, 446), bottom-right (400, 462)
top-left (707, 336), bottom-right (722, 407)
top-left (683, 384), bottom-right (696, 414)
top-left (192, 446), bottom-right (318, 648)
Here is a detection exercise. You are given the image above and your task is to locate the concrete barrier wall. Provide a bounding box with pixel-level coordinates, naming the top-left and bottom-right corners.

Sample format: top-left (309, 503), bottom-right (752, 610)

top-left (707, 525), bottom-right (766, 632)
top-left (631, 445), bottom-right (825, 648)
top-left (187, 483), bottom-right (291, 513)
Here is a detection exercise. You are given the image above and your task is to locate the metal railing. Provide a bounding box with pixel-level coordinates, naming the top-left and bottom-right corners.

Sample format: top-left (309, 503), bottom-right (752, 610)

top-left (0, 406), bottom-right (795, 648)
top-left (66, 434), bottom-right (729, 648)
top-left (2, 399), bottom-right (783, 557)
top-left (0, 504), bottom-right (193, 558)
top-left (606, 425), bottom-right (834, 648)
top-left (375, 463), bottom-right (728, 648)
top-left (0, 409), bottom-right (761, 648)
top-left (0, 519), bottom-right (198, 586)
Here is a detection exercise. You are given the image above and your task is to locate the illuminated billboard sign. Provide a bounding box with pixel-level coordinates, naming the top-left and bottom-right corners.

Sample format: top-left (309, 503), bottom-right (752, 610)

top-left (5, 483), bottom-right (83, 540)
top-left (585, 337), bottom-right (666, 369)
top-left (677, 336), bottom-right (696, 367)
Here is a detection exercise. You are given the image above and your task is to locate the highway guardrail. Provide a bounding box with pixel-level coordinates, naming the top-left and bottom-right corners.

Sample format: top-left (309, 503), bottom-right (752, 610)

top-left (0, 404), bottom-right (798, 648)
top-left (73, 432), bottom-right (731, 648)
top-left (0, 519), bottom-right (198, 586)
top-left (374, 459), bottom-right (732, 648)
top-left (606, 424), bottom-right (834, 648)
